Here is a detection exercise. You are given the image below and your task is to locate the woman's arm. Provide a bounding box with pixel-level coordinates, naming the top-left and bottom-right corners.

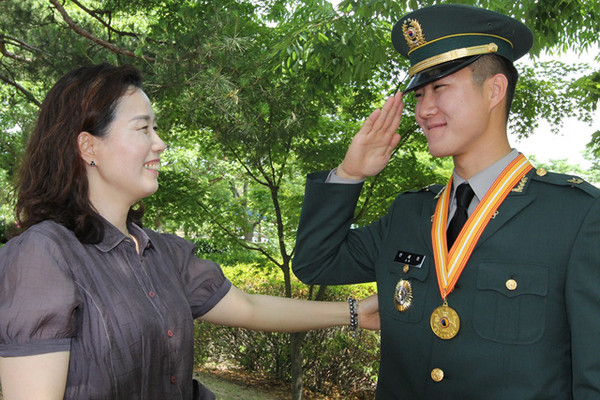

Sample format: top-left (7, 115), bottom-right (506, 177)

top-left (199, 286), bottom-right (379, 332)
top-left (0, 351), bottom-right (70, 400)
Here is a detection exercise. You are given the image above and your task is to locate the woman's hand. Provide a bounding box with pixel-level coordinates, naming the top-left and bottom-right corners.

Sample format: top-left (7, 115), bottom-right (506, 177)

top-left (358, 294), bottom-right (380, 331)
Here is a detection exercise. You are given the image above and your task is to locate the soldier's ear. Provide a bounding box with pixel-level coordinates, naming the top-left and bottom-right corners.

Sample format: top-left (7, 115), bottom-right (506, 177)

top-left (488, 73), bottom-right (508, 111)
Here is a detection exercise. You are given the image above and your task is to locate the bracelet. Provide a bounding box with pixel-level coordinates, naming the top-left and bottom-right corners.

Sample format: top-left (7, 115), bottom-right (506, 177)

top-left (348, 296), bottom-right (359, 338)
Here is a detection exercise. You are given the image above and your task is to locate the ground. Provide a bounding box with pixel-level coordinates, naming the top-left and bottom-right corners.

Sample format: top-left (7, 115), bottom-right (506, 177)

top-left (0, 366), bottom-right (360, 399)
top-left (196, 365), bottom-right (291, 399)
top-left (196, 365), bottom-right (358, 399)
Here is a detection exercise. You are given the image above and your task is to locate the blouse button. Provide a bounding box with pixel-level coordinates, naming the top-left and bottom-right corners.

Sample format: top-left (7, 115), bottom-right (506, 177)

top-left (170, 375), bottom-right (177, 384)
top-left (148, 290), bottom-right (155, 298)
top-left (167, 329), bottom-right (174, 337)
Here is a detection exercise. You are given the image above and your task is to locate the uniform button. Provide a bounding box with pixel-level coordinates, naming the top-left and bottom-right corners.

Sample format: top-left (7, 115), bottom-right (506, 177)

top-left (170, 375), bottom-right (177, 384)
top-left (505, 279), bottom-right (518, 291)
top-left (536, 168), bottom-right (547, 176)
top-left (148, 290), bottom-right (156, 298)
top-left (431, 368), bottom-right (444, 382)
top-left (167, 329), bottom-right (174, 337)
top-left (403, 265), bottom-right (410, 273)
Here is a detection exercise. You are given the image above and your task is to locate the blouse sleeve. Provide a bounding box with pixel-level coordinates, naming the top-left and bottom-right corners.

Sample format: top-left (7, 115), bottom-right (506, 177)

top-left (0, 228), bottom-right (78, 357)
top-left (152, 232), bottom-right (231, 319)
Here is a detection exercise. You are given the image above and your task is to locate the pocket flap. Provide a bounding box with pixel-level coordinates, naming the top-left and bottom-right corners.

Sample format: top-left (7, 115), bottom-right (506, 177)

top-left (476, 262), bottom-right (548, 298)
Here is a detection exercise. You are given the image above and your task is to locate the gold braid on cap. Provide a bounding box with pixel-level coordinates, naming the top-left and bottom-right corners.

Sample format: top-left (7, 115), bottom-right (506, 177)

top-left (408, 42), bottom-right (499, 77)
top-left (402, 19), bottom-right (426, 50)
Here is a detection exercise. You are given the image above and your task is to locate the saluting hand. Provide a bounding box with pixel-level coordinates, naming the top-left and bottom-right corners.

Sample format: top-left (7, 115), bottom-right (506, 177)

top-left (337, 92), bottom-right (404, 180)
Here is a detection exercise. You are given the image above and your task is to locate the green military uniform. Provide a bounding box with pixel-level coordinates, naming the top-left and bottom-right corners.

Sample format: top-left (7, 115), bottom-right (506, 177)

top-left (293, 168), bottom-right (600, 398)
top-left (292, 4), bottom-right (600, 399)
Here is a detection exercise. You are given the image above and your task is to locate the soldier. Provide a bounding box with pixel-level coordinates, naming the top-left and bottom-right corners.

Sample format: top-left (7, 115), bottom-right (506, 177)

top-left (293, 4), bottom-right (600, 399)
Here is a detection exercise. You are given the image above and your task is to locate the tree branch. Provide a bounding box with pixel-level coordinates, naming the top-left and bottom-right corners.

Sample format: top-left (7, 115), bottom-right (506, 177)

top-left (0, 72), bottom-right (41, 106)
top-left (48, 0), bottom-right (156, 62)
top-left (0, 35), bottom-right (45, 62)
top-left (0, 41), bottom-right (30, 62)
top-left (69, 0), bottom-right (164, 44)
top-left (224, 140), bottom-right (271, 187)
top-left (70, 0), bottom-right (135, 38)
top-left (194, 198), bottom-right (282, 267)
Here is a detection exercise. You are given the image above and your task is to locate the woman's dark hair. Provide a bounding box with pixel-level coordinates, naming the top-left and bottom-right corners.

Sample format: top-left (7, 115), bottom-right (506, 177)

top-left (15, 63), bottom-right (145, 243)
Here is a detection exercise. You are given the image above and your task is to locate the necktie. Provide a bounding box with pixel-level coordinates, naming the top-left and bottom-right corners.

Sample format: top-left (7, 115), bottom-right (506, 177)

top-left (447, 183), bottom-right (475, 248)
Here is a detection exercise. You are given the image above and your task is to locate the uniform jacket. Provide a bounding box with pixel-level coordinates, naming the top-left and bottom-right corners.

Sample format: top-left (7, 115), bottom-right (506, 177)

top-left (293, 169), bottom-right (600, 399)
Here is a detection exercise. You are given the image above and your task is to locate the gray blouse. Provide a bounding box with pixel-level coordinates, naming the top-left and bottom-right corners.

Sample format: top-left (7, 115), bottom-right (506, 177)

top-left (0, 219), bottom-right (231, 399)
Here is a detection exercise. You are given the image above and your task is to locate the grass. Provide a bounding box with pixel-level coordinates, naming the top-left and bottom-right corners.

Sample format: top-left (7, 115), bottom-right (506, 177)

top-left (195, 365), bottom-right (372, 400)
top-left (196, 371), bottom-right (287, 400)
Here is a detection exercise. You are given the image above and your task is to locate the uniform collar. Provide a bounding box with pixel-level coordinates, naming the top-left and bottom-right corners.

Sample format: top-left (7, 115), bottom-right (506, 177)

top-left (452, 149), bottom-right (521, 202)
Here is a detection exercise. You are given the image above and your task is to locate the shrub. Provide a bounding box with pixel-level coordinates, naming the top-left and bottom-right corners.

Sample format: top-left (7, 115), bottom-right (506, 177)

top-left (194, 263), bottom-right (380, 397)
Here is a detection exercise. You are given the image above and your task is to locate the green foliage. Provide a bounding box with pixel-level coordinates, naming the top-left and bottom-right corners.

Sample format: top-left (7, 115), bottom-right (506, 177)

top-left (511, 60), bottom-right (596, 139)
top-left (583, 159), bottom-right (600, 186)
top-left (577, 70), bottom-right (600, 157)
top-left (0, 216), bottom-right (14, 244)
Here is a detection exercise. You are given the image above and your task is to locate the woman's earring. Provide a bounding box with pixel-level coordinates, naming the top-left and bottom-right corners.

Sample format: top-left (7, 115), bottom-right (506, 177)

top-left (90, 161), bottom-right (96, 166)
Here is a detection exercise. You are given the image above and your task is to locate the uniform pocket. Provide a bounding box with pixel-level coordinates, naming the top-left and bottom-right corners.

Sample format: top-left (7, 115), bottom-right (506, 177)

top-left (474, 262), bottom-right (548, 344)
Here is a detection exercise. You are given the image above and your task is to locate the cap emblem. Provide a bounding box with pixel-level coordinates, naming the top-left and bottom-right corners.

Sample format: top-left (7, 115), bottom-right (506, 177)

top-left (402, 19), bottom-right (426, 50)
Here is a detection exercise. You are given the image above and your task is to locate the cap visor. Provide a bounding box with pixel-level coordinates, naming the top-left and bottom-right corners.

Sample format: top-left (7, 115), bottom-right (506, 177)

top-left (403, 56), bottom-right (481, 93)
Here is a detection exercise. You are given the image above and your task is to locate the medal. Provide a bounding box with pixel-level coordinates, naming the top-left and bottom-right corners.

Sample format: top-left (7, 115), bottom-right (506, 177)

top-left (430, 154), bottom-right (533, 339)
top-left (394, 279), bottom-right (413, 312)
top-left (430, 300), bottom-right (460, 339)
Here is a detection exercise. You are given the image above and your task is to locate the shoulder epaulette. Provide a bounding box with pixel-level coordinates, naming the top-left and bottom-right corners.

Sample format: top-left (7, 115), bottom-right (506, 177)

top-left (531, 168), bottom-right (600, 198)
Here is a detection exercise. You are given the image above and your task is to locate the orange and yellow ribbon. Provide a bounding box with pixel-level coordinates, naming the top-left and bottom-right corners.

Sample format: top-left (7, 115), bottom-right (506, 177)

top-left (431, 154), bottom-right (533, 299)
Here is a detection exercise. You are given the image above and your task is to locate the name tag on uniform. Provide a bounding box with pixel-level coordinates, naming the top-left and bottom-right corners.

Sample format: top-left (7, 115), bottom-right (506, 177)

top-left (394, 251), bottom-right (425, 268)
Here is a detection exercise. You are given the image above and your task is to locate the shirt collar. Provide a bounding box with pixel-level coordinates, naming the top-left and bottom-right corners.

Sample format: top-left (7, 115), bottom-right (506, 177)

top-left (452, 149), bottom-right (521, 202)
top-left (94, 218), bottom-right (152, 253)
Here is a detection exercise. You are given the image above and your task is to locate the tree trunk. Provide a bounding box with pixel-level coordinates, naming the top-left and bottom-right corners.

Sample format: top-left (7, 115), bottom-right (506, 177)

top-left (290, 331), bottom-right (307, 400)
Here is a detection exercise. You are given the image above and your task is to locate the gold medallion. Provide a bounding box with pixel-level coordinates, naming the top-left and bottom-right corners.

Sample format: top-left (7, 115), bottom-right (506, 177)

top-left (394, 279), bottom-right (413, 312)
top-left (430, 301), bottom-right (460, 339)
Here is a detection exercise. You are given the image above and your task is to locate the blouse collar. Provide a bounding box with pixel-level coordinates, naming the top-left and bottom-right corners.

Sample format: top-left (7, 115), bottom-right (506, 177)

top-left (94, 218), bottom-right (152, 253)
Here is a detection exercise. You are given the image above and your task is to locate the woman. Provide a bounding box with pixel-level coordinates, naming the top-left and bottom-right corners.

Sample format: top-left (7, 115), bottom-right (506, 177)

top-left (0, 63), bottom-right (379, 400)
